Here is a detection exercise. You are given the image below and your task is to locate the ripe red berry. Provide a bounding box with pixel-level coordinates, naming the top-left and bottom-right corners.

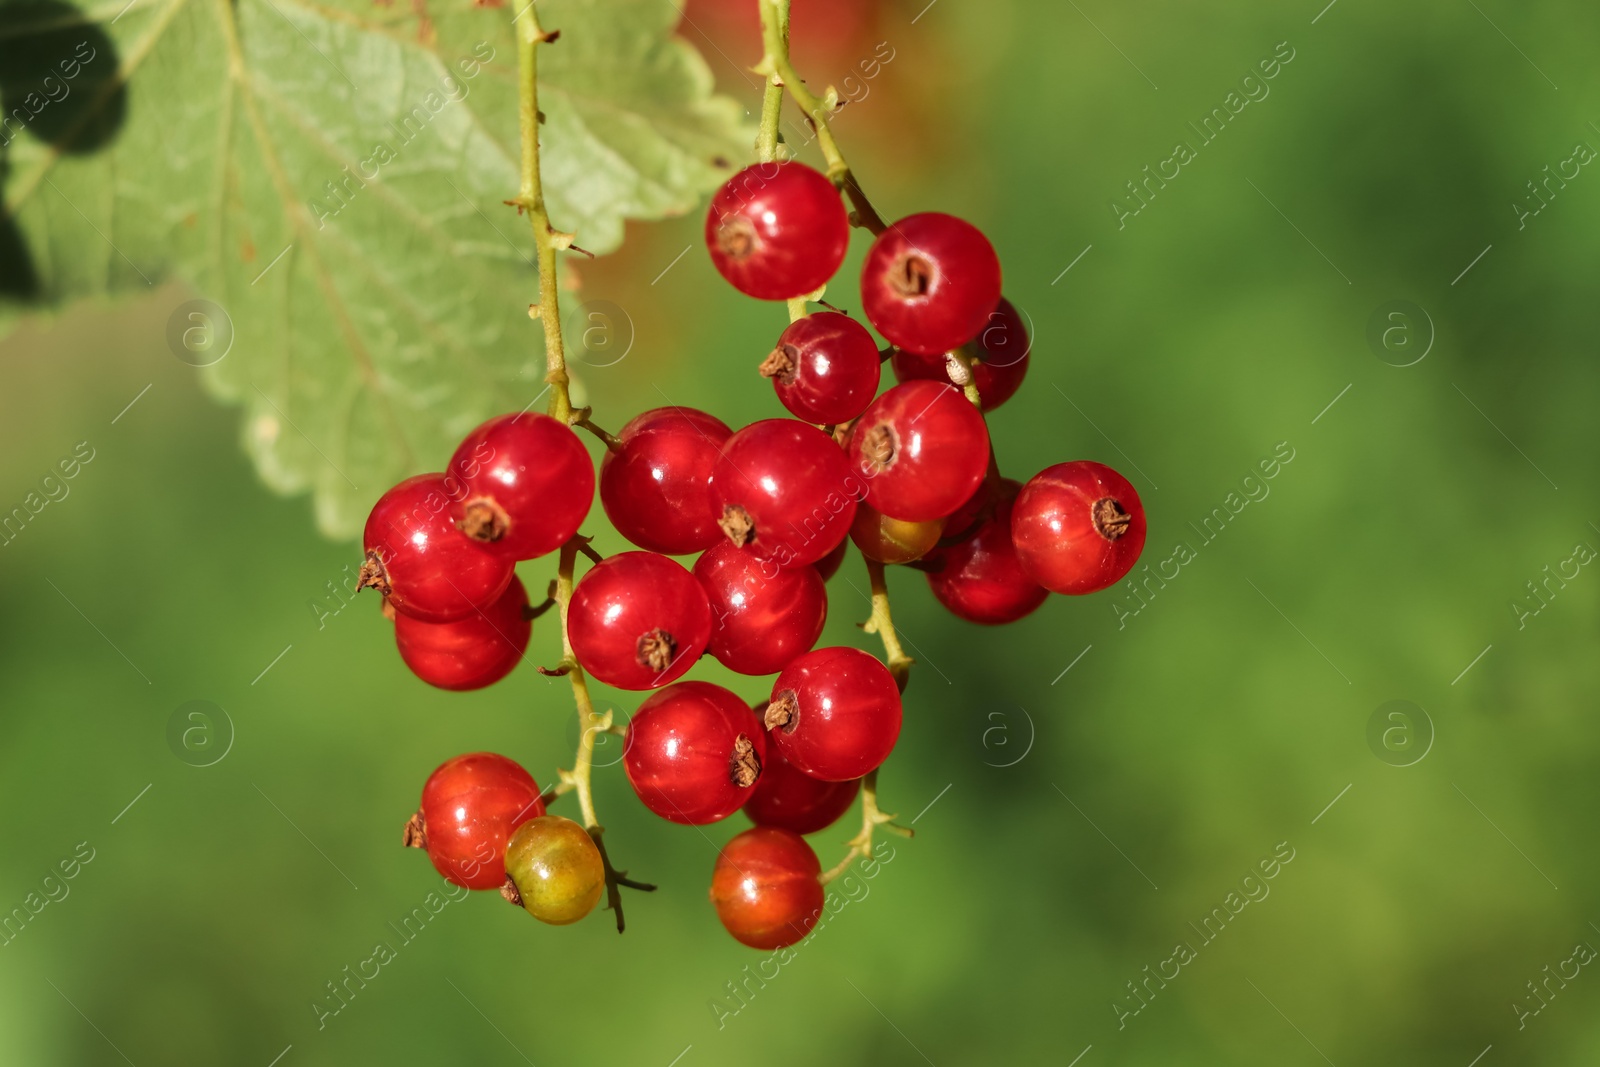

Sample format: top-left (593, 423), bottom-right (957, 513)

top-left (924, 485), bottom-right (1047, 624)
top-left (412, 753), bottom-right (544, 890)
top-left (694, 541), bottom-right (827, 675)
top-left (849, 498), bottom-right (944, 565)
top-left (847, 381), bottom-right (990, 522)
top-left (760, 312), bottom-right (882, 425)
top-left (708, 419), bottom-right (859, 568)
top-left (813, 537), bottom-right (849, 582)
top-left (744, 739), bottom-right (859, 836)
top-left (568, 551), bottom-right (712, 690)
top-left (860, 212), bottom-right (1001, 355)
top-left (447, 413), bottom-right (594, 561)
top-left (359, 473), bottom-right (514, 623)
top-left (504, 815), bottom-right (605, 925)
top-left (1011, 461), bottom-right (1147, 594)
top-left (623, 681), bottom-right (767, 824)
top-left (764, 646), bottom-right (901, 781)
top-left (710, 827), bottom-right (824, 950)
top-left (890, 297), bottom-right (1031, 412)
top-left (939, 454), bottom-right (1001, 545)
top-left (600, 406), bottom-right (732, 555)
top-left (705, 162), bottom-right (849, 300)
top-left (394, 575), bottom-right (532, 690)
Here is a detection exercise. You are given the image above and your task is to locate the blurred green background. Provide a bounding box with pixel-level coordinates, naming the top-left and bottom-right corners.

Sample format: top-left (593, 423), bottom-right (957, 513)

top-left (4, 0), bottom-right (1600, 1064)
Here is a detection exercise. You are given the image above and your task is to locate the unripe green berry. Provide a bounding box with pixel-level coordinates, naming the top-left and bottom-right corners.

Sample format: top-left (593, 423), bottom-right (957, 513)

top-left (504, 816), bottom-right (604, 925)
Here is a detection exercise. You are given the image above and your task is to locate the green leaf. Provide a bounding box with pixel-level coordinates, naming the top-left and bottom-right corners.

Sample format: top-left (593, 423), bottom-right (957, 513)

top-left (0, 0), bottom-right (751, 537)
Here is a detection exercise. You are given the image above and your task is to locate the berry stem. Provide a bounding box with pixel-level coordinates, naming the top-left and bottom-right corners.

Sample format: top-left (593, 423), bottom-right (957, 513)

top-left (571, 408), bottom-right (622, 452)
top-left (550, 536), bottom-right (605, 830)
top-left (512, 6), bottom-right (573, 423)
top-left (754, 0), bottom-right (887, 235)
top-left (816, 558), bottom-right (914, 885)
top-left (589, 825), bottom-right (657, 934)
top-left (819, 769), bottom-right (912, 885)
top-left (753, 0), bottom-right (786, 164)
top-left (538, 779), bottom-right (576, 808)
top-left (861, 558), bottom-right (913, 691)
top-left (546, 535), bottom-right (652, 931)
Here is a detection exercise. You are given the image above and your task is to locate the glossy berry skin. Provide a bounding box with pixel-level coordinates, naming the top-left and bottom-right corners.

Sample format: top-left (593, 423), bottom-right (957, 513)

top-left (623, 682), bottom-right (767, 824)
top-left (694, 541), bottom-right (827, 675)
top-left (708, 419), bottom-right (858, 568)
top-left (849, 499), bottom-right (943, 565)
top-left (744, 739), bottom-right (859, 836)
top-left (860, 212), bottom-right (1002, 356)
top-left (569, 551), bottom-right (712, 690)
top-left (848, 381), bottom-right (990, 522)
top-left (924, 486), bottom-right (1047, 625)
top-left (600, 407), bottom-right (732, 555)
top-left (765, 646), bottom-right (901, 782)
top-left (504, 816), bottom-right (604, 925)
top-left (447, 413), bottom-right (594, 561)
top-left (761, 313), bottom-right (882, 424)
top-left (417, 753), bottom-right (545, 890)
top-left (395, 575), bottom-right (531, 690)
top-left (1012, 461), bottom-right (1147, 594)
top-left (939, 454), bottom-right (1001, 545)
top-left (361, 474), bottom-right (514, 623)
top-left (890, 298), bottom-right (1031, 412)
top-left (705, 162), bottom-right (849, 300)
top-left (813, 537), bottom-right (849, 582)
top-left (710, 827), bottom-right (824, 950)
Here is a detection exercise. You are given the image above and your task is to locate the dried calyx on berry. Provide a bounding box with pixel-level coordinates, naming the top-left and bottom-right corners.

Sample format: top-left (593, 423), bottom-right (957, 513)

top-left (758, 344), bottom-right (798, 385)
top-left (718, 504), bottom-right (755, 547)
top-left (764, 690), bottom-right (799, 733)
top-left (456, 497), bottom-right (511, 544)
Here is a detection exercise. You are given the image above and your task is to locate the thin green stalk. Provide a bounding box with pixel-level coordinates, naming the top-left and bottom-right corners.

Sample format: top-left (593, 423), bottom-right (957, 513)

top-left (818, 559), bottom-right (915, 885)
top-left (820, 769), bottom-right (913, 885)
top-left (755, 0), bottom-right (886, 234)
top-left (862, 558), bottom-right (914, 691)
top-left (755, 21), bottom-right (785, 166)
top-left (514, 6), bottom-right (572, 422)
top-left (550, 538), bottom-right (604, 830)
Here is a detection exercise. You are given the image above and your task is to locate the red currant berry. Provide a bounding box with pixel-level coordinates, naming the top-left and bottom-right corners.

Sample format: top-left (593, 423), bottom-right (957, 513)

top-left (860, 212), bottom-right (1001, 355)
top-left (359, 474), bottom-right (514, 623)
top-left (890, 297), bottom-right (1031, 412)
top-left (395, 575), bottom-right (532, 690)
top-left (410, 752), bottom-right (544, 890)
top-left (1011, 461), bottom-right (1147, 594)
top-left (849, 498), bottom-right (944, 565)
top-left (847, 381), bottom-right (990, 522)
top-left (504, 815), bottom-right (605, 925)
top-left (924, 484), bottom-right (1047, 624)
top-left (764, 646), bottom-right (901, 781)
top-left (710, 827), bottom-right (824, 950)
top-left (705, 162), bottom-right (849, 300)
top-left (623, 681), bottom-right (767, 824)
top-left (694, 541), bottom-right (827, 675)
top-left (568, 551), bottom-right (713, 690)
top-left (709, 419), bottom-right (859, 567)
top-left (813, 536), bottom-right (849, 582)
top-left (447, 413), bottom-right (594, 561)
top-left (744, 739), bottom-right (859, 836)
top-left (939, 453), bottom-right (1001, 545)
top-left (600, 406), bottom-right (732, 555)
top-left (760, 312), bottom-right (882, 424)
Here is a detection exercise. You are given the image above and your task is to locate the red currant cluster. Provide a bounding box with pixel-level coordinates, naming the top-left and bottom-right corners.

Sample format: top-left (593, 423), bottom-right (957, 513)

top-left (361, 156), bottom-right (1147, 950)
